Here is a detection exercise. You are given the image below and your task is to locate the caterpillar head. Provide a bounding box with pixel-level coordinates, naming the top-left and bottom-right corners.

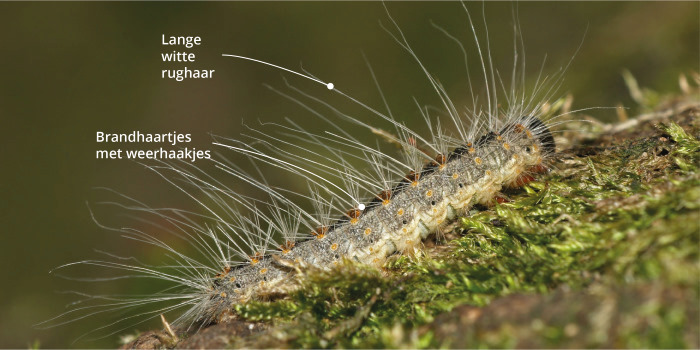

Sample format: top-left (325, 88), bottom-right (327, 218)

top-left (502, 117), bottom-right (555, 187)
top-left (506, 116), bottom-right (555, 160)
top-left (522, 117), bottom-right (556, 156)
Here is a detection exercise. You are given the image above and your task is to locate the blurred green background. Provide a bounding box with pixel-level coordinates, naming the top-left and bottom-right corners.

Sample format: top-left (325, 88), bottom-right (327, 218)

top-left (0, 1), bottom-right (696, 348)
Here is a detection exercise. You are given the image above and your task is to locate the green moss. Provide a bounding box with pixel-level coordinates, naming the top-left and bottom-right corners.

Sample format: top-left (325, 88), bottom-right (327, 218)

top-left (220, 120), bottom-right (700, 349)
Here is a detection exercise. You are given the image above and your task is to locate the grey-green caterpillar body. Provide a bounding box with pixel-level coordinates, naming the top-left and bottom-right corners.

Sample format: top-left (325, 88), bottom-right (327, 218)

top-left (43, 2), bottom-right (586, 343)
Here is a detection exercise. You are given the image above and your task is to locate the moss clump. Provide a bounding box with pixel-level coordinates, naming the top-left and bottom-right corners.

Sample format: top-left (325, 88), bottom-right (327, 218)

top-left (191, 112), bottom-right (697, 349)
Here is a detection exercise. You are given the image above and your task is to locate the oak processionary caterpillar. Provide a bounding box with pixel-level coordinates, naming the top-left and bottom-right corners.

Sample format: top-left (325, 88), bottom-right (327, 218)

top-left (46, 3), bottom-right (589, 345)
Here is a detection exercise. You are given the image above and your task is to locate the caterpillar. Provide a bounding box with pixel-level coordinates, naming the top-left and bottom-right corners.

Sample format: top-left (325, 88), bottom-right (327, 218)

top-left (44, 2), bottom-right (589, 345)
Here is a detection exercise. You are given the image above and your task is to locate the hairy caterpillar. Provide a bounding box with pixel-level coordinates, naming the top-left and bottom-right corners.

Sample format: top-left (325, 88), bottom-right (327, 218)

top-left (44, 2), bottom-right (591, 345)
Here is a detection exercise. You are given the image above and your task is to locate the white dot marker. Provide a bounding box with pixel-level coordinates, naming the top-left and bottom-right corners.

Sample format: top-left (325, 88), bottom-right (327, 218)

top-left (326, 83), bottom-right (334, 90)
top-left (358, 203), bottom-right (365, 211)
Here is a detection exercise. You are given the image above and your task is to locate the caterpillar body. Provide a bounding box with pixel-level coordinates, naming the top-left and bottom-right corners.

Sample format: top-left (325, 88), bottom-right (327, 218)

top-left (48, 3), bottom-right (582, 344)
top-left (206, 118), bottom-right (553, 314)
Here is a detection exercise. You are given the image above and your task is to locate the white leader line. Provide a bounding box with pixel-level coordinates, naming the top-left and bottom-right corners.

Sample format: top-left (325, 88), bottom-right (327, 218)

top-left (222, 54), bottom-right (334, 90)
